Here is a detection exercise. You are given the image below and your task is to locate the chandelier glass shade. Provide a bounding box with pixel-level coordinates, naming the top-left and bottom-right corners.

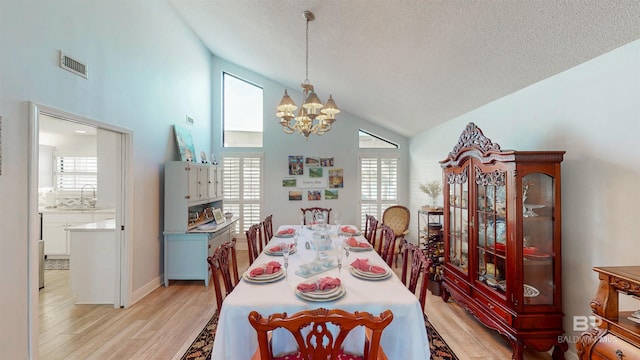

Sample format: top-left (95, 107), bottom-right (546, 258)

top-left (276, 11), bottom-right (340, 140)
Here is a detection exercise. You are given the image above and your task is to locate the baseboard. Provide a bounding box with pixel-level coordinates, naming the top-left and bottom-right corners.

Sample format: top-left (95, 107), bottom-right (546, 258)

top-left (131, 274), bottom-right (163, 305)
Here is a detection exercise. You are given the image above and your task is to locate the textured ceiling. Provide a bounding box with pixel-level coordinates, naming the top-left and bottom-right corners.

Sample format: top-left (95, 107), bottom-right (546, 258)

top-left (170, 0), bottom-right (640, 137)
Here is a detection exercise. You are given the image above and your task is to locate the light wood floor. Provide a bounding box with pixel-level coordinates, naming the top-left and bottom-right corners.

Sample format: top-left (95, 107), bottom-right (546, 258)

top-left (39, 250), bottom-right (554, 360)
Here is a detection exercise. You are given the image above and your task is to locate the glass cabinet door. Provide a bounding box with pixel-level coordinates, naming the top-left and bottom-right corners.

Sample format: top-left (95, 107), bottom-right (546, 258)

top-left (522, 172), bottom-right (555, 305)
top-left (447, 167), bottom-right (469, 275)
top-left (476, 168), bottom-right (507, 295)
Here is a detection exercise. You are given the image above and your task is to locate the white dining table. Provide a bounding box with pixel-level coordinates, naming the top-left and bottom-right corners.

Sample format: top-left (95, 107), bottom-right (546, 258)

top-left (210, 225), bottom-right (430, 360)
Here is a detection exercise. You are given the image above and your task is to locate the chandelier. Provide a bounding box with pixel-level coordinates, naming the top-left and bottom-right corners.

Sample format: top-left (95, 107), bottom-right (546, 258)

top-left (276, 10), bottom-right (340, 140)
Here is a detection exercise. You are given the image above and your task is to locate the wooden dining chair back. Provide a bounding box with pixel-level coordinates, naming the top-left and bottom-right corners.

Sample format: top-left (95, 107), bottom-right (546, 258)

top-left (206, 238), bottom-right (240, 310)
top-left (381, 206), bottom-right (410, 267)
top-left (401, 242), bottom-right (431, 310)
top-left (300, 207), bottom-right (332, 225)
top-left (378, 225), bottom-right (396, 267)
top-left (246, 223), bottom-right (262, 265)
top-left (364, 214), bottom-right (379, 248)
top-left (248, 308), bottom-right (393, 360)
top-left (260, 215), bottom-right (273, 252)
top-left (401, 242), bottom-right (420, 287)
top-left (416, 253), bottom-right (431, 311)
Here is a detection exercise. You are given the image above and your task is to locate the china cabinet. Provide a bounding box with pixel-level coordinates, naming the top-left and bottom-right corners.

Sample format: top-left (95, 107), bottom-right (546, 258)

top-left (163, 161), bottom-right (235, 287)
top-left (576, 266), bottom-right (640, 359)
top-left (418, 209), bottom-right (444, 295)
top-left (440, 123), bottom-right (566, 359)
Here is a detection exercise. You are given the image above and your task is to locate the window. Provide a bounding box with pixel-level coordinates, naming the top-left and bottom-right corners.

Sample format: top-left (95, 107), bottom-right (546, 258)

top-left (54, 156), bottom-right (98, 192)
top-left (222, 153), bottom-right (263, 236)
top-left (223, 73), bottom-right (263, 147)
top-left (358, 130), bottom-right (398, 149)
top-left (359, 155), bottom-right (399, 228)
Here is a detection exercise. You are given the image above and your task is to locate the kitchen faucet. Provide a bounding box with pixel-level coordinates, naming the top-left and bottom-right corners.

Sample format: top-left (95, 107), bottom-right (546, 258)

top-left (80, 184), bottom-right (97, 207)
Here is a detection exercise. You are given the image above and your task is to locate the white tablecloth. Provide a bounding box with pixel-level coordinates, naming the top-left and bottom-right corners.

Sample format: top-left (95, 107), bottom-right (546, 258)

top-left (211, 225), bottom-right (430, 360)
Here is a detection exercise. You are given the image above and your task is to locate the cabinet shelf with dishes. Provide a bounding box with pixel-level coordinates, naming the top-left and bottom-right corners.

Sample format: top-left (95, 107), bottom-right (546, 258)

top-left (440, 123), bottom-right (566, 360)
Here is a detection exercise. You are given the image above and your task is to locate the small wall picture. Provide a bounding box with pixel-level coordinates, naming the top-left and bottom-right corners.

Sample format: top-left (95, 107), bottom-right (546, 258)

top-left (307, 190), bottom-right (322, 201)
top-left (305, 157), bottom-right (320, 166)
top-left (288, 155), bottom-right (304, 175)
top-left (329, 168), bottom-right (344, 188)
top-left (282, 178), bottom-right (296, 187)
top-left (309, 167), bottom-right (323, 178)
top-left (213, 208), bottom-right (225, 224)
top-left (289, 190), bottom-right (303, 201)
top-left (320, 157), bottom-right (334, 167)
top-left (325, 189), bottom-right (339, 200)
top-left (173, 124), bottom-right (197, 162)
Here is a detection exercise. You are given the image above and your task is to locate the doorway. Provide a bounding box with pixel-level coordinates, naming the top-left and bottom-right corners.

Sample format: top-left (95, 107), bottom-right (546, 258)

top-left (27, 102), bottom-right (133, 357)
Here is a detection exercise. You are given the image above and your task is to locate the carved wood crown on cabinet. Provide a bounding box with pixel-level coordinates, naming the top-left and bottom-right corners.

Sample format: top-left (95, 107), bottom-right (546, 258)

top-left (439, 122), bottom-right (566, 360)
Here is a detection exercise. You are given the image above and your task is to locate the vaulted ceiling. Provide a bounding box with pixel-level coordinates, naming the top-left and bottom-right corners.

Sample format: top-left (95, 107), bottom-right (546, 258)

top-left (170, 1), bottom-right (640, 137)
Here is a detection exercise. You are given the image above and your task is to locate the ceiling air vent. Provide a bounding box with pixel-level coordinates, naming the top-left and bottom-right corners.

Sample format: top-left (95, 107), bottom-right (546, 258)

top-left (59, 51), bottom-right (88, 78)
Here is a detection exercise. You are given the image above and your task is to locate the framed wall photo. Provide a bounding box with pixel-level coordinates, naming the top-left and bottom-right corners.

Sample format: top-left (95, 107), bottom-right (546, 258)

top-left (213, 208), bottom-right (225, 224)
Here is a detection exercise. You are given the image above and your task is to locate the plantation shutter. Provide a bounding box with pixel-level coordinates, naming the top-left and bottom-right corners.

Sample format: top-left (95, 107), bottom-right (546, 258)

top-left (55, 156), bottom-right (98, 192)
top-left (222, 153), bottom-right (263, 236)
top-left (359, 155), bottom-right (399, 228)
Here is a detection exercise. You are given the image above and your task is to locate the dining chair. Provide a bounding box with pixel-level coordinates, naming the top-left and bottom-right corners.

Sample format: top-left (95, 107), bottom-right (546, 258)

top-left (381, 205), bottom-right (410, 267)
top-left (248, 308), bottom-right (393, 360)
top-left (364, 214), bottom-right (378, 248)
top-left (246, 223), bottom-right (262, 265)
top-left (401, 242), bottom-right (431, 311)
top-left (378, 225), bottom-right (396, 267)
top-left (300, 207), bottom-right (332, 225)
top-left (206, 237), bottom-right (240, 311)
top-left (260, 214), bottom-right (273, 252)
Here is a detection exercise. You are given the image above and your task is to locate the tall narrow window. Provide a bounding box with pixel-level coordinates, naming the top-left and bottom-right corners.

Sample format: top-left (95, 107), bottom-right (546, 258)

top-left (55, 156), bottom-right (98, 192)
top-left (222, 153), bottom-right (263, 236)
top-left (359, 155), bottom-right (398, 228)
top-left (223, 73), bottom-right (263, 147)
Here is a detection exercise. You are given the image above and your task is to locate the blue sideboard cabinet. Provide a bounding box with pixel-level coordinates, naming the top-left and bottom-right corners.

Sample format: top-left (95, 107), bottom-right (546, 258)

top-left (163, 220), bottom-right (236, 287)
top-left (163, 161), bottom-right (236, 287)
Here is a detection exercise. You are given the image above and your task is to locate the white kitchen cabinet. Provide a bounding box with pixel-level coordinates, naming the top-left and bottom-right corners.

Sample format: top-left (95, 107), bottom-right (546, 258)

top-left (42, 210), bottom-right (115, 258)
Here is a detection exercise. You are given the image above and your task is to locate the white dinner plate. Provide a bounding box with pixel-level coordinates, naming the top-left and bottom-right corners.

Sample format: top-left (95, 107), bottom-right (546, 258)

top-left (274, 229), bottom-right (295, 238)
top-left (349, 266), bottom-right (391, 280)
top-left (339, 227), bottom-right (362, 236)
top-left (347, 244), bottom-right (373, 252)
top-left (296, 286), bottom-right (346, 302)
top-left (264, 246), bottom-right (298, 256)
top-left (243, 269), bottom-right (284, 283)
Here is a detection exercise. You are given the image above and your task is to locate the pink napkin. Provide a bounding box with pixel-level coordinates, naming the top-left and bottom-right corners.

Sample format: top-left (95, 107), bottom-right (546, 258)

top-left (350, 258), bottom-right (386, 274)
top-left (297, 277), bottom-right (341, 292)
top-left (346, 237), bottom-right (371, 248)
top-left (268, 243), bottom-right (295, 253)
top-left (278, 228), bottom-right (295, 235)
top-left (318, 277), bottom-right (341, 290)
top-left (341, 226), bottom-right (356, 234)
top-left (249, 261), bottom-right (281, 277)
top-left (296, 283), bottom-right (318, 292)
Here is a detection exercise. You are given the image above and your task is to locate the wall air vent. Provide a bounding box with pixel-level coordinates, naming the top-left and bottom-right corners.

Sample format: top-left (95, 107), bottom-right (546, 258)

top-left (59, 51), bottom-right (88, 78)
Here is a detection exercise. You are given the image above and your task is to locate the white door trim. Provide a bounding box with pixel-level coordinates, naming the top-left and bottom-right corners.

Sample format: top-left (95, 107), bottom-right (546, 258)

top-left (27, 102), bottom-right (134, 359)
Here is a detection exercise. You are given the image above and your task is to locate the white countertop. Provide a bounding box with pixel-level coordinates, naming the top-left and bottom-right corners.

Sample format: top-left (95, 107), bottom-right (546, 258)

top-left (39, 207), bottom-right (116, 213)
top-left (66, 219), bottom-right (116, 232)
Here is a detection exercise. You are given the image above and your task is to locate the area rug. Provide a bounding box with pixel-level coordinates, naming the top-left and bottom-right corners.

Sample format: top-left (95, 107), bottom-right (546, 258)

top-left (44, 258), bottom-right (69, 270)
top-left (181, 311), bottom-right (458, 360)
